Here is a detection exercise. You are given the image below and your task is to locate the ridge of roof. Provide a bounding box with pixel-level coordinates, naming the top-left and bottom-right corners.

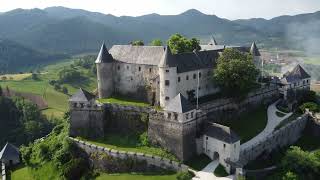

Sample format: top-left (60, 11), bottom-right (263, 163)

top-left (0, 143), bottom-right (19, 160)
top-left (250, 42), bottom-right (261, 56)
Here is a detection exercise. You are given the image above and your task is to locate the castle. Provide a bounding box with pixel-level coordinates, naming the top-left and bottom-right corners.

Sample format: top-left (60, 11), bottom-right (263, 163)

top-left (95, 38), bottom-right (262, 107)
top-left (69, 38), bottom-right (311, 173)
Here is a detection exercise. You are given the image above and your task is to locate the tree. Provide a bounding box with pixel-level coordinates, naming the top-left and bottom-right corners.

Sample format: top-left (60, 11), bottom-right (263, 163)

top-left (31, 73), bottom-right (38, 80)
top-left (150, 39), bottom-right (163, 46)
top-left (131, 40), bottom-right (144, 46)
top-left (299, 102), bottom-right (319, 113)
top-left (282, 171), bottom-right (298, 180)
top-left (213, 48), bottom-right (259, 96)
top-left (167, 33), bottom-right (201, 54)
top-left (62, 87), bottom-right (68, 95)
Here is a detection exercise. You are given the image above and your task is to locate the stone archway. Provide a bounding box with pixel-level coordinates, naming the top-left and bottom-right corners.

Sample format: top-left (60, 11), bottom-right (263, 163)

top-left (213, 151), bottom-right (219, 160)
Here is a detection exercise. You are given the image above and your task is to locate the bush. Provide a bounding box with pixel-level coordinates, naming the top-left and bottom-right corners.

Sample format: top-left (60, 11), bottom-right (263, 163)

top-left (139, 132), bottom-right (149, 146)
top-left (176, 171), bottom-right (194, 180)
top-left (62, 86), bottom-right (68, 94)
top-left (58, 68), bottom-right (82, 83)
top-left (299, 102), bottom-right (319, 113)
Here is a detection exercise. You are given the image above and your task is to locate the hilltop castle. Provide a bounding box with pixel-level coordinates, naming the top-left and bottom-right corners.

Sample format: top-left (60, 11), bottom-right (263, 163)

top-left (95, 38), bottom-right (262, 107)
top-left (69, 38), bottom-right (311, 173)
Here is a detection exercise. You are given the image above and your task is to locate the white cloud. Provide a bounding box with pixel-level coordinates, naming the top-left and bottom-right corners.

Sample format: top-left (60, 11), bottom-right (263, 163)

top-left (0, 0), bottom-right (319, 19)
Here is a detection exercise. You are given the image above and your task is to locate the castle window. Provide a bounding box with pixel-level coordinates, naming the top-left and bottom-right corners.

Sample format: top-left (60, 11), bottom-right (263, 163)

top-left (193, 74), bottom-right (196, 79)
top-left (139, 66), bottom-right (141, 71)
top-left (174, 113), bottom-right (178, 120)
top-left (186, 113), bottom-right (189, 119)
top-left (127, 65), bottom-right (129, 70)
top-left (224, 144), bottom-right (226, 148)
top-left (149, 68), bottom-right (152, 73)
top-left (117, 66), bottom-right (120, 70)
top-left (80, 103), bottom-right (84, 108)
top-left (186, 75), bottom-right (189, 80)
top-left (191, 112), bottom-right (194, 118)
top-left (198, 86), bottom-right (201, 90)
top-left (199, 72), bottom-right (202, 78)
top-left (206, 136), bottom-right (208, 140)
top-left (73, 103), bottom-right (77, 108)
top-left (178, 77), bottom-right (181, 82)
top-left (307, 80), bottom-right (309, 83)
top-left (165, 80), bottom-right (170, 86)
top-left (166, 70), bottom-right (169, 73)
top-left (165, 96), bottom-right (170, 100)
top-left (168, 113), bottom-right (171, 119)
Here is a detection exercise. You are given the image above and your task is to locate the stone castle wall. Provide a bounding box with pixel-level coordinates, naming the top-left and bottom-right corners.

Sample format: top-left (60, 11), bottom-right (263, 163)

top-left (238, 114), bottom-right (309, 166)
top-left (200, 85), bottom-right (279, 122)
top-left (70, 137), bottom-right (188, 172)
top-left (148, 111), bottom-right (201, 161)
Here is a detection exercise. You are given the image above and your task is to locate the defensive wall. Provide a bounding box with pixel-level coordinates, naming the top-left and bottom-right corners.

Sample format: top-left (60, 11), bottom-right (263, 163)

top-left (69, 137), bottom-right (188, 172)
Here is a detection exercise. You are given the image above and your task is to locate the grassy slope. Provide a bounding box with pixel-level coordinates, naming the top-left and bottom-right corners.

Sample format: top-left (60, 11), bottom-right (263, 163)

top-left (0, 59), bottom-right (97, 119)
top-left (95, 172), bottom-right (178, 180)
top-left (79, 134), bottom-right (178, 162)
top-left (221, 106), bottom-right (268, 143)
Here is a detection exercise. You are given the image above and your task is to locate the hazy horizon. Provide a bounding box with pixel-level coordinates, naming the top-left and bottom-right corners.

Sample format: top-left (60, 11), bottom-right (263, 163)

top-left (1, 0), bottom-right (320, 20)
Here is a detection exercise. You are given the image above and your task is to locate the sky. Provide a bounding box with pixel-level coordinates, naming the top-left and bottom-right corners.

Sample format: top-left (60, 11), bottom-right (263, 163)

top-left (0, 0), bottom-right (320, 20)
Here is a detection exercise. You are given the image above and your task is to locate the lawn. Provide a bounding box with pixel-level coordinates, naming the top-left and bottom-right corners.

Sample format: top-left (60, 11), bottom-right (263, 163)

top-left (10, 166), bottom-right (33, 180)
top-left (303, 56), bottom-right (320, 65)
top-left (98, 97), bottom-right (150, 107)
top-left (213, 164), bottom-right (228, 177)
top-left (0, 73), bottom-right (32, 81)
top-left (78, 133), bottom-right (178, 162)
top-left (95, 172), bottom-right (178, 180)
top-left (220, 106), bottom-right (268, 143)
top-left (274, 112), bottom-right (301, 130)
top-left (275, 111), bottom-right (286, 117)
top-left (185, 154), bottom-right (211, 171)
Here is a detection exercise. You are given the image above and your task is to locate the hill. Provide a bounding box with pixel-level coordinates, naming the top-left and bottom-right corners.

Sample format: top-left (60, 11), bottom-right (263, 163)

top-left (0, 39), bottom-right (67, 73)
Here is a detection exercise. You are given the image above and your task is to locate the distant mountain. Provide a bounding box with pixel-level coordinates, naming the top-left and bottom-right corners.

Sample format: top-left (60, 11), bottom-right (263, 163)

top-left (0, 7), bottom-right (319, 55)
top-left (0, 39), bottom-right (67, 73)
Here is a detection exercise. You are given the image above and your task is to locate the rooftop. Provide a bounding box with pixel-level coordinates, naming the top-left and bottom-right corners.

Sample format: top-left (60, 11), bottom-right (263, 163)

top-left (0, 143), bottom-right (20, 160)
top-left (69, 88), bottom-right (95, 102)
top-left (281, 64), bottom-right (311, 83)
top-left (205, 123), bottom-right (240, 144)
top-left (164, 93), bottom-right (195, 113)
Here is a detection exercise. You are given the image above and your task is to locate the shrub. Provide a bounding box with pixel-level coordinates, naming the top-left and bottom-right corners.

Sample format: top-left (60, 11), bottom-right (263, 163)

top-left (299, 102), bottom-right (319, 113)
top-left (176, 171), bottom-right (194, 180)
top-left (139, 132), bottom-right (149, 146)
top-left (62, 86), bottom-right (68, 94)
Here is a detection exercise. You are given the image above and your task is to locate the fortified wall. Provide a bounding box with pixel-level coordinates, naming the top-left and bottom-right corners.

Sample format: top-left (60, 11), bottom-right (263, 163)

top-left (70, 137), bottom-right (188, 172)
top-left (201, 85), bottom-right (279, 122)
top-left (238, 114), bottom-right (309, 166)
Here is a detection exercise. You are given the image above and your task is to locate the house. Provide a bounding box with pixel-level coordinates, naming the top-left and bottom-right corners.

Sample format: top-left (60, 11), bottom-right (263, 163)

top-left (280, 64), bottom-right (311, 99)
top-left (0, 143), bottom-right (20, 166)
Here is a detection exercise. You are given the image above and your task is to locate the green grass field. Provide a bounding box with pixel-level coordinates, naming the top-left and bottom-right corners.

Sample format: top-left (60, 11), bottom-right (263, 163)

top-left (10, 166), bottom-right (33, 180)
top-left (0, 73), bottom-right (32, 81)
top-left (95, 172), bottom-right (178, 180)
top-left (221, 106), bottom-right (268, 143)
top-left (78, 134), bottom-right (178, 162)
top-left (0, 58), bottom-right (97, 119)
top-left (303, 57), bottom-right (320, 65)
top-left (98, 97), bottom-right (150, 107)
top-left (213, 164), bottom-right (228, 177)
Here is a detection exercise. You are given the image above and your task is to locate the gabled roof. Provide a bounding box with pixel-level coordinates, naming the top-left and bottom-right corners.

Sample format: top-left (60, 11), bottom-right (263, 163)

top-left (0, 143), bottom-right (20, 160)
top-left (250, 42), bottom-right (261, 56)
top-left (205, 123), bottom-right (240, 144)
top-left (164, 93), bottom-right (195, 113)
top-left (158, 46), bottom-right (176, 68)
top-left (109, 45), bottom-right (165, 65)
top-left (281, 64), bottom-right (311, 83)
top-left (95, 43), bottom-right (114, 63)
top-left (69, 88), bottom-right (95, 102)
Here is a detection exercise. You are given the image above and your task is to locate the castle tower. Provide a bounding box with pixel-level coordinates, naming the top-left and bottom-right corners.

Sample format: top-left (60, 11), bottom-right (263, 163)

top-left (95, 43), bottom-right (114, 99)
top-left (158, 46), bottom-right (177, 107)
top-left (250, 42), bottom-right (262, 71)
top-left (208, 35), bottom-right (218, 46)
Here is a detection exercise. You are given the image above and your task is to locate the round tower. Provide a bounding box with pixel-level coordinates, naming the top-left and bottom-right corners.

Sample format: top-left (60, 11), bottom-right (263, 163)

top-left (95, 43), bottom-right (114, 99)
top-left (159, 46), bottom-right (177, 107)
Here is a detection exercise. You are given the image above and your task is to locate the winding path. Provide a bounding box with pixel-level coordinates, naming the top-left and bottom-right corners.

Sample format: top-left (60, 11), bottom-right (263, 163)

top-left (240, 100), bottom-right (292, 151)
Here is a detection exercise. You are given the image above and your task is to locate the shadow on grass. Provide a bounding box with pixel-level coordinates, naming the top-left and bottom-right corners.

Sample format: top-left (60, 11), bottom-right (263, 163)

top-left (185, 154), bottom-right (212, 171)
